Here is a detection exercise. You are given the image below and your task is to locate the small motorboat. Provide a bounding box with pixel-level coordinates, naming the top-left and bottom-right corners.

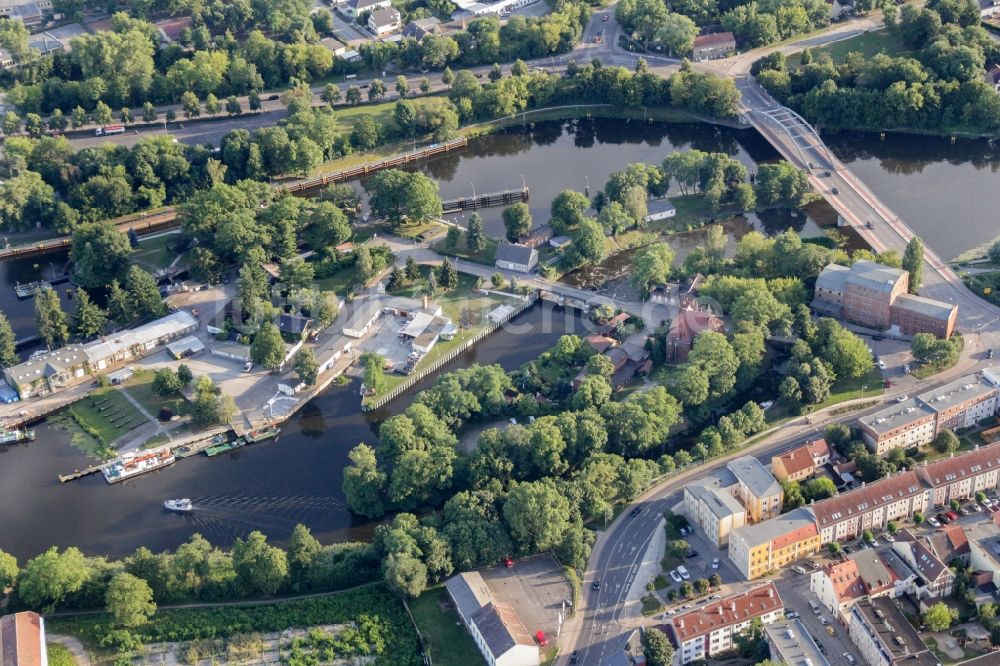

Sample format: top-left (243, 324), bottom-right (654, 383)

top-left (163, 498), bottom-right (193, 513)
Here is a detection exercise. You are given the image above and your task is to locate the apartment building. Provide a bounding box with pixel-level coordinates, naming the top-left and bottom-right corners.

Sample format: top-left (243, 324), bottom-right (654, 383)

top-left (728, 508), bottom-right (821, 580)
top-left (915, 441), bottom-right (1000, 509)
top-left (665, 582), bottom-right (784, 664)
top-left (813, 260), bottom-right (958, 338)
top-left (682, 482), bottom-right (747, 548)
top-left (771, 438), bottom-right (831, 482)
top-left (859, 374), bottom-right (999, 454)
top-left (847, 597), bottom-right (938, 666)
top-left (965, 513), bottom-right (1000, 593)
top-left (810, 552), bottom-right (899, 616)
top-left (727, 456), bottom-right (783, 523)
top-left (811, 470), bottom-right (928, 544)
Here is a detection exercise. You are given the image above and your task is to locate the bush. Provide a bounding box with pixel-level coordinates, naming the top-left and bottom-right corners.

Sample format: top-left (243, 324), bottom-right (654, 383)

top-left (158, 408), bottom-right (173, 421)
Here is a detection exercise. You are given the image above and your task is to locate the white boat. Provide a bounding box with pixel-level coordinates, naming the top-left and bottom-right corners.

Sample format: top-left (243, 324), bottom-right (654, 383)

top-left (163, 498), bottom-right (193, 513)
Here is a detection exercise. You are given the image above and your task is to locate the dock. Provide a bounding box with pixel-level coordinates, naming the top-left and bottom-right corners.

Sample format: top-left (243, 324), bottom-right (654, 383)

top-left (59, 463), bottom-right (108, 483)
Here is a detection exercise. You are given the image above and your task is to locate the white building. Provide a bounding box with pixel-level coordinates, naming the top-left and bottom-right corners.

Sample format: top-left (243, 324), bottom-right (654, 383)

top-left (367, 6), bottom-right (400, 35)
top-left (809, 551), bottom-right (898, 617)
top-left (85, 311), bottom-right (198, 372)
top-left (445, 573), bottom-right (539, 666)
top-left (682, 476), bottom-right (746, 548)
top-left (666, 582), bottom-right (784, 664)
top-left (643, 199), bottom-right (676, 224)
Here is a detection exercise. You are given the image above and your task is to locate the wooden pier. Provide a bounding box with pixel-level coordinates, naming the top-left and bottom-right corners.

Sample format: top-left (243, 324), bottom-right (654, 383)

top-left (58, 463), bottom-right (108, 483)
top-left (441, 187), bottom-right (529, 214)
top-left (0, 211), bottom-right (179, 260)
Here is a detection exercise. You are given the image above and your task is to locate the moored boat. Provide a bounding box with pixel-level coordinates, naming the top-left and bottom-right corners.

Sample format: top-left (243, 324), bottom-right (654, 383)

top-left (163, 498), bottom-right (193, 512)
top-left (244, 424), bottom-right (279, 443)
top-left (0, 428), bottom-right (35, 444)
top-left (15, 280), bottom-right (52, 299)
top-left (204, 435), bottom-right (246, 457)
top-left (103, 449), bottom-right (175, 484)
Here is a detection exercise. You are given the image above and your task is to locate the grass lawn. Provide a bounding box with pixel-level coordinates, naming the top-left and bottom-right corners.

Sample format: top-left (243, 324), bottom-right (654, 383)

top-left (433, 232), bottom-right (500, 265)
top-left (814, 366), bottom-right (885, 410)
top-left (315, 264), bottom-right (364, 296)
top-left (66, 386), bottom-right (147, 447)
top-left (409, 588), bottom-right (485, 666)
top-left (132, 232), bottom-right (182, 271)
top-left (963, 271), bottom-right (1000, 308)
top-left (123, 374), bottom-right (191, 420)
top-left (46, 644), bottom-right (76, 666)
top-left (385, 219), bottom-right (445, 241)
top-left (788, 29), bottom-right (910, 67)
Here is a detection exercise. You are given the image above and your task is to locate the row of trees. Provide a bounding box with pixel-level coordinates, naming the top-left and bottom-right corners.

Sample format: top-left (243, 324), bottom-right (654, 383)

top-left (754, 0), bottom-right (1000, 133)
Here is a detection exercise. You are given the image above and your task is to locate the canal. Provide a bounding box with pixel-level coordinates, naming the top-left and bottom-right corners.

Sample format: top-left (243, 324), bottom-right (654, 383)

top-left (0, 304), bottom-right (585, 561)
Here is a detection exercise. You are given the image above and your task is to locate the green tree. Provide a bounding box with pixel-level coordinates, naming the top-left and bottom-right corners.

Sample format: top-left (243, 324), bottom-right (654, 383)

top-left (933, 429), bottom-right (960, 454)
top-left (286, 524), bottom-right (321, 588)
top-left (923, 601), bottom-right (958, 631)
top-left (177, 364), bottom-right (193, 386)
top-left (93, 101), bottom-right (113, 126)
top-left (17, 547), bottom-right (89, 613)
top-left (70, 221), bottom-right (132, 288)
top-left (152, 368), bottom-right (183, 396)
top-left (643, 626), bottom-right (675, 666)
top-left (293, 348), bottom-right (319, 386)
top-left (445, 225), bottom-right (461, 249)
top-left (125, 265), bottom-right (167, 318)
top-left (658, 12), bottom-right (697, 55)
top-left (142, 101), bottom-right (157, 122)
top-left (362, 352), bottom-right (387, 395)
top-left (71, 289), bottom-right (107, 340)
top-left (0, 313), bottom-right (19, 368)
top-left (466, 213), bottom-right (487, 253)
top-left (251, 322), bottom-right (286, 371)
top-left (572, 218), bottom-right (607, 266)
top-left (232, 531), bottom-right (288, 596)
top-left (365, 169), bottom-right (442, 226)
top-left (343, 443), bottom-right (387, 517)
top-left (322, 83), bottom-right (341, 106)
top-left (502, 203), bottom-right (532, 242)
top-left (632, 242), bottom-right (675, 295)
top-left (71, 106), bottom-right (87, 128)
top-left (442, 67), bottom-right (454, 86)
top-left (550, 189), bottom-right (591, 233)
top-left (107, 279), bottom-right (133, 325)
top-left (803, 477), bottom-right (837, 501)
top-left (903, 236), bottom-right (924, 292)
top-left (437, 259), bottom-right (458, 289)
top-left (105, 572), bottom-right (156, 628)
top-left (503, 480), bottom-right (572, 552)
top-left (405, 255), bottom-right (421, 282)
top-left (345, 85), bottom-right (362, 105)
top-left (395, 75), bottom-right (409, 97)
top-left (181, 91), bottom-right (201, 119)
top-left (2, 110), bottom-right (20, 135)
top-left (0, 548), bottom-right (17, 592)
top-left (35, 288), bottom-right (69, 348)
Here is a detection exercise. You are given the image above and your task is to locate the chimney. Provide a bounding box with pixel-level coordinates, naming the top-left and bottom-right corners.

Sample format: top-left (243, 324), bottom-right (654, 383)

top-left (767, 589), bottom-right (773, 598)
top-left (678, 619), bottom-right (684, 628)
top-left (422, 294), bottom-right (429, 310)
top-left (730, 602), bottom-right (737, 612)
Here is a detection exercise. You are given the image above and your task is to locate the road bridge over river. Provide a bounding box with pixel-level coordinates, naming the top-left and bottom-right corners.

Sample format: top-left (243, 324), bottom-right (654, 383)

top-left (738, 76), bottom-right (1000, 338)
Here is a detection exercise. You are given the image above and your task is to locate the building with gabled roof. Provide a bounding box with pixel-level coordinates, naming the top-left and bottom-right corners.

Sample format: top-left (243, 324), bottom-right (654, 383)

top-left (0, 611), bottom-right (46, 666)
top-left (728, 507), bottom-right (821, 580)
top-left (847, 597), bottom-right (939, 666)
top-left (811, 470), bottom-right (928, 544)
top-left (891, 529), bottom-right (955, 600)
top-left (468, 601), bottom-right (539, 666)
top-left (665, 582), bottom-right (784, 664)
top-left (916, 441), bottom-right (1000, 509)
top-left (810, 551), bottom-right (899, 615)
top-left (446, 571), bottom-right (494, 627)
top-left (495, 243), bottom-right (538, 273)
top-left (771, 438), bottom-right (831, 482)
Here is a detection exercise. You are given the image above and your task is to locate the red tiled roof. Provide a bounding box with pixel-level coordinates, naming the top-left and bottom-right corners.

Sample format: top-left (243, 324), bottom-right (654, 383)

top-left (825, 559), bottom-right (865, 604)
top-left (0, 612), bottom-right (43, 666)
top-left (811, 470), bottom-right (924, 529)
top-left (693, 32), bottom-right (735, 48)
top-left (668, 582), bottom-right (782, 644)
top-left (773, 439), bottom-right (829, 477)
top-left (585, 335), bottom-right (617, 353)
top-left (942, 524), bottom-right (970, 555)
top-left (917, 442), bottom-right (1000, 489)
top-left (771, 522), bottom-right (818, 550)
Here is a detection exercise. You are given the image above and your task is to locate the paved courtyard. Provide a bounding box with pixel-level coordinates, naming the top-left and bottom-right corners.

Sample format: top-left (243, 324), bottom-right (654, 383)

top-left (482, 554), bottom-right (573, 643)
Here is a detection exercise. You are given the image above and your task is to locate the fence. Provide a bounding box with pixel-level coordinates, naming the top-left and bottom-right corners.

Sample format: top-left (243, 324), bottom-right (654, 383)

top-left (362, 293), bottom-right (538, 411)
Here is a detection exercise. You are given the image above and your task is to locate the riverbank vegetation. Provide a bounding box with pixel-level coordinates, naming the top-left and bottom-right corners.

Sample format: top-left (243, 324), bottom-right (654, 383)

top-left (754, 0), bottom-right (1000, 135)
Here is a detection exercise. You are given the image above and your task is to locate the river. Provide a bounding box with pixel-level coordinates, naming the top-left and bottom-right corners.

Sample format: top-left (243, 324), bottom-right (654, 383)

top-left (3, 118), bottom-right (1000, 559)
top-left (0, 304), bottom-right (584, 561)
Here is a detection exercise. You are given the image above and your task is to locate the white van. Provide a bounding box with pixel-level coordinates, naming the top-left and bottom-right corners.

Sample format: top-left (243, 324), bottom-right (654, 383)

top-left (808, 599), bottom-right (821, 614)
top-left (345, 73), bottom-right (357, 80)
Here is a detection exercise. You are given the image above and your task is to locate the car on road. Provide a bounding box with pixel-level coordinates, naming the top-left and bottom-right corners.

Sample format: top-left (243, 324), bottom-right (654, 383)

top-left (686, 550), bottom-right (699, 559)
top-left (791, 565), bottom-right (808, 574)
top-left (988, 348), bottom-right (995, 359)
top-left (712, 557), bottom-right (719, 569)
top-left (243, 362), bottom-right (254, 372)
top-left (570, 650), bottom-right (579, 664)
top-left (904, 364), bottom-right (912, 374)
top-left (503, 557), bottom-right (513, 568)
top-left (831, 187), bottom-right (840, 194)
top-left (826, 625), bottom-right (837, 636)
top-left (535, 630), bottom-right (548, 646)
top-left (785, 610), bottom-right (800, 619)
top-left (670, 570), bottom-right (682, 583)
top-left (897, 394), bottom-right (909, 402)
top-left (884, 534), bottom-right (895, 542)
top-left (869, 538), bottom-right (879, 546)
top-left (927, 516), bottom-right (941, 527)
top-left (819, 615), bottom-right (829, 625)
top-left (972, 503), bottom-right (983, 512)
top-left (677, 565), bottom-right (690, 580)
top-left (823, 170), bottom-right (832, 176)
top-left (630, 507), bottom-right (642, 517)
top-left (984, 498), bottom-right (995, 508)
top-left (709, 594), bottom-right (721, 600)
top-left (592, 580), bottom-right (601, 590)
top-left (267, 94), bottom-right (279, 101)
top-left (808, 600), bottom-right (821, 614)
top-left (602, 14), bottom-right (608, 20)
top-left (877, 358), bottom-right (886, 369)
top-left (844, 652), bottom-right (857, 665)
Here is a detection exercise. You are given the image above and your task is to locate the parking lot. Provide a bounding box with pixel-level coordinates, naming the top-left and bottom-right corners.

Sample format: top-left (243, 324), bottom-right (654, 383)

top-left (482, 554), bottom-right (573, 645)
top-left (355, 313), bottom-right (416, 371)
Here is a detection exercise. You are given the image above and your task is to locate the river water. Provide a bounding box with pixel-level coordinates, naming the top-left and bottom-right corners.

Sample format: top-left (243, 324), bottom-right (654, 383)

top-left (0, 304), bottom-right (585, 561)
top-left (3, 119), bottom-right (1000, 559)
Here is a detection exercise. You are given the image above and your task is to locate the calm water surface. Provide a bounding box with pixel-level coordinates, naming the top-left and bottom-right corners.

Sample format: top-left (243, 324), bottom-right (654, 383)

top-left (0, 305), bottom-right (583, 560)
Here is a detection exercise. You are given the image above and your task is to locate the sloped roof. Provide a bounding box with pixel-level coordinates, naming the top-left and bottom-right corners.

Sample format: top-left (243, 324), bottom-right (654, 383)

top-left (0, 612), bottom-right (43, 666)
top-left (471, 601), bottom-right (536, 657)
top-left (892, 293), bottom-right (957, 321)
top-left (693, 31), bottom-right (735, 48)
top-left (668, 582), bottom-right (781, 644)
top-left (917, 442), bottom-right (1000, 489)
top-left (773, 438), bottom-right (829, 477)
top-left (495, 242), bottom-right (536, 265)
top-left (445, 572), bottom-right (493, 622)
top-left (812, 471), bottom-right (924, 529)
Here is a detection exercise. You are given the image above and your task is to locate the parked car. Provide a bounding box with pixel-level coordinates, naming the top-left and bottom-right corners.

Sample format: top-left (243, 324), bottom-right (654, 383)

top-left (677, 565), bottom-right (690, 580)
top-left (503, 557), bottom-right (513, 568)
top-left (570, 650), bottom-right (579, 664)
top-left (884, 534), bottom-right (895, 542)
top-left (927, 516), bottom-right (941, 527)
top-left (791, 565), bottom-right (808, 574)
top-left (904, 364), bottom-right (912, 374)
top-left (785, 610), bottom-right (800, 619)
top-left (946, 510), bottom-right (959, 521)
top-left (831, 187), bottom-right (840, 195)
top-left (243, 362), bottom-right (254, 372)
top-left (844, 652), bottom-right (857, 665)
top-left (936, 513), bottom-right (951, 525)
top-left (826, 625), bottom-right (837, 636)
top-left (988, 348), bottom-right (994, 359)
top-left (877, 359), bottom-right (886, 369)
top-left (897, 394), bottom-right (909, 402)
top-left (869, 538), bottom-right (879, 546)
top-left (670, 570), bottom-right (682, 583)
top-left (712, 557), bottom-right (720, 569)
top-left (808, 600), bottom-right (821, 614)
top-left (592, 580), bottom-right (601, 590)
top-left (819, 616), bottom-right (829, 625)
top-left (686, 550), bottom-right (699, 559)
top-left (983, 498), bottom-right (995, 508)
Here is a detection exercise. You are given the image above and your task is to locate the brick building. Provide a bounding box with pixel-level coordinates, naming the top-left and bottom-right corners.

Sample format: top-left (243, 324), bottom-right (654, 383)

top-left (813, 260), bottom-right (958, 338)
top-left (771, 438), bottom-right (831, 482)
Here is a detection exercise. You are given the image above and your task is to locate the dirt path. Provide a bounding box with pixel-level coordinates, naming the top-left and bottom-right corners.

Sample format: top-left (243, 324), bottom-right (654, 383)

top-left (48, 634), bottom-right (91, 666)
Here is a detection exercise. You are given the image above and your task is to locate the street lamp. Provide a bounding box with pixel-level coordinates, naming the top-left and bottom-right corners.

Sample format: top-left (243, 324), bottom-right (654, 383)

top-left (861, 385), bottom-right (868, 399)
